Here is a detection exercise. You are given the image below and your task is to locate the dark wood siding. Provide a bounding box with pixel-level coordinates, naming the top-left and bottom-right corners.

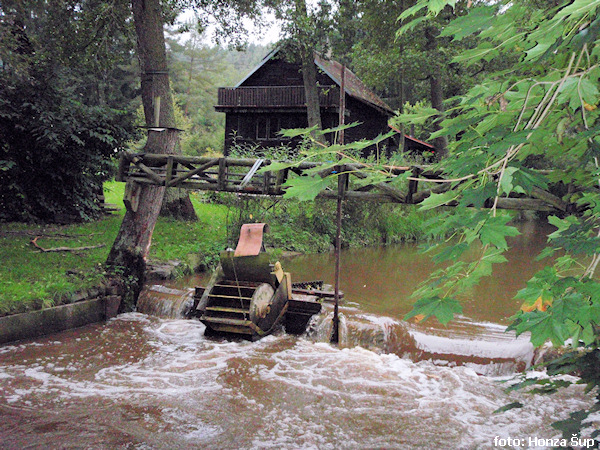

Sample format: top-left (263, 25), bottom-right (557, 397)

top-left (218, 55), bottom-right (394, 156)
top-left (242, 59), bottom-right (303, 87)
top-left (224, 112), bottom-right (309, 155)
top-left (217, 86), bottom-right (339, 109)
top-left (343, 97), bottom-right (393, 156)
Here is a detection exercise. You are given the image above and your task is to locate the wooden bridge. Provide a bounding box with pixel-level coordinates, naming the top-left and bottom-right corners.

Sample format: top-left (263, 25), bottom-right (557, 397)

top-left (116, 152), bottom-right (569, 213)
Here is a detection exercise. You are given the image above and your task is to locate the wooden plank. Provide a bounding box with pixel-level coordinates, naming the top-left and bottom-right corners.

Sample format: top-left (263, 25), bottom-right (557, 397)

top-left (292, 287), bottom-right (344, 299)
top-left (218, 158), bottom-right (227, 190)
top-left (132, 157), bottom-right (164, 185)
top-left (263, 171), bottom-right (271, 194)
top-left (165, 156), bottom-right (174, 185)
top-left (374, 182), bottom-right (405, 203)
top-left (406, 166), bottom-right (421, 204)
top-left (495, 197), bottom-right (554, 211)
top-left (166, 158), bottom-right (219, 188)
top-left (116, 153), bottom-right (130, 182)
top-left (239, 159), bottom-right (264, 188)
top-left (350, 168), bottom-right (405, 203)
top-left (531, 186), bottom-right (567, 211)
top-left (274, 168), bottom-right (288, 194)
top-left (140, 154), bottom-right (220, 166)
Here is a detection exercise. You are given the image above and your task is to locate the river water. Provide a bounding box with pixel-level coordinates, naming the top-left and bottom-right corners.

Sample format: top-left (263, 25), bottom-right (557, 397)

top-left (0, 221), bottom-right (597, 449)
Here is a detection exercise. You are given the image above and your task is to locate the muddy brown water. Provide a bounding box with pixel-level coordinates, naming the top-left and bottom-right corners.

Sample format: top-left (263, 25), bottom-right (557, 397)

top-left (1, 220), bottom-right (597, 448)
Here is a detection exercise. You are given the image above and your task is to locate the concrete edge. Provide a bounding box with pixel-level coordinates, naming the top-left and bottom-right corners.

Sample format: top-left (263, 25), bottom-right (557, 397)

top-left (0, 260), bottom-right (188, 346)
top-left (0, 295), bottom-right (121, 345)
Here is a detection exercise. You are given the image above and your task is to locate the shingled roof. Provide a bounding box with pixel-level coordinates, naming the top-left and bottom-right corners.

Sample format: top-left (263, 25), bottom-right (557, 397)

top-left (314, 54), bottom-right (394, 116)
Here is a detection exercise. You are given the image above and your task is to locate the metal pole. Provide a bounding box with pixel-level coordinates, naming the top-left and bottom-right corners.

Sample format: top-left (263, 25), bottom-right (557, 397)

top-left (331, 64), bottom-right (346, 344)
top-left (338, 64), bottom-right (346, 147)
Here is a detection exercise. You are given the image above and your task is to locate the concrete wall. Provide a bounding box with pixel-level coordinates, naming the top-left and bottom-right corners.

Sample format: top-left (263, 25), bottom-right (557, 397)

top-left (0, 285), bottom-right (121, 345)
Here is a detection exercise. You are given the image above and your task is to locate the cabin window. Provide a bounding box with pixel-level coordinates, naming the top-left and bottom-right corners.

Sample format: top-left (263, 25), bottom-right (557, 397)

top-left (256, 117), bottom-right (282, 140)
top-left (269, 117), bottom-right (281, 139)
top-left (256, 117), bottom-right (268, 140)
top-left (233, 115), bottom-right (255, 140)
top-left (279, 116), bottom-right (299, 138)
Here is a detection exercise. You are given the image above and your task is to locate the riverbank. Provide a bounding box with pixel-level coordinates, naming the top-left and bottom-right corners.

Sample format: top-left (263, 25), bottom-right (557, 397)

top-left (0, 181), bottom-right (438, 318)
top-left (0, 182), bottom-right (229, 317)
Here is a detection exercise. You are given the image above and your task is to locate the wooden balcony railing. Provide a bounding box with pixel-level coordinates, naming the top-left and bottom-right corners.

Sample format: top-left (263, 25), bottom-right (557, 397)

top-left (217, 86), bottom-right (339, 108)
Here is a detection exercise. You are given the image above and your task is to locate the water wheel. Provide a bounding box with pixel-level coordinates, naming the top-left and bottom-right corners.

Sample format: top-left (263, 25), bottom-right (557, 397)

top-left (196, 224), bottom-right (291, 340)
top-left (200, 278), bottom-right (291, 339)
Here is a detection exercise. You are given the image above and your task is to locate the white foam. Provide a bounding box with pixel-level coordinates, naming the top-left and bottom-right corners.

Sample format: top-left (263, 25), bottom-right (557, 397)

top-left (410, 329), bottom-right (534, 360)
top-left (0, 315), bottom-right (596, 448)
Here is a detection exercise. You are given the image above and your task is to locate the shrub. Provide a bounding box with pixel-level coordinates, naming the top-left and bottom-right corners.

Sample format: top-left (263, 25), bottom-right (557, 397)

top-left (0, 65), bottom-right (136, 223)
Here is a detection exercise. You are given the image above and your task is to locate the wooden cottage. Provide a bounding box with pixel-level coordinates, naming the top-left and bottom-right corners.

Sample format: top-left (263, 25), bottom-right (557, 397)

top-left (215, 49), bottom-right (395, 156)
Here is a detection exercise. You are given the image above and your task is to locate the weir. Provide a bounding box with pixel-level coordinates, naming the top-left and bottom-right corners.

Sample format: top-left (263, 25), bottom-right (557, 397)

top-left (137, 282), bottom-right (536, 376)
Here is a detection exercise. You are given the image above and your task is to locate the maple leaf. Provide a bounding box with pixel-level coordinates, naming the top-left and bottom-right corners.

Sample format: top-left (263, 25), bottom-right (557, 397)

top-left (521, 296), bottom-right (553, 312)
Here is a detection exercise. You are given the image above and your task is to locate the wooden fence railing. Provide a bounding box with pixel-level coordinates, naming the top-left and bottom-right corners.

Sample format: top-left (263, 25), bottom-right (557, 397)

top-left (217, 86), bottom-right (340, 108)
top-left (116, 153), bottom-right (565, 213)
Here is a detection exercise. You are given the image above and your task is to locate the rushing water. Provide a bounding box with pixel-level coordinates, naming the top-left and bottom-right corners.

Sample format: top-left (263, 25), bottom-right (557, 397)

top-left (1, 221), bottom-right (598, 448)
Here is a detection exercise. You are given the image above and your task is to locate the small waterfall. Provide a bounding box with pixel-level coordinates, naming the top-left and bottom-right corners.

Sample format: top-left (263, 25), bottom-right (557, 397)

top-left (306, 307), bottom-right (418, 354)
top-left (136, 281), bottom-right (535, 376)
top-left (136, 285), bottom-right (195, 319)
top-left (305, 309), bottom-right (349, 344)
top-left (306, 306), bottom-right (534, 376)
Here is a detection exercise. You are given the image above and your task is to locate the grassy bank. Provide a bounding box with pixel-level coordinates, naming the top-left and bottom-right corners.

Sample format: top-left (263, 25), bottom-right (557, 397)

top-left (0, 182), bottom-right (229, 316)
top-left (0, 181), bottom-right (439, 317)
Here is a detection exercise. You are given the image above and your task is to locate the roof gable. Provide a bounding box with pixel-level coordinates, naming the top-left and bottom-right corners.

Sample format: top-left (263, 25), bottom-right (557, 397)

top-left (235, 48), bottom-right (394, 116)
top-left (234, 47), bottom-right (280, 88)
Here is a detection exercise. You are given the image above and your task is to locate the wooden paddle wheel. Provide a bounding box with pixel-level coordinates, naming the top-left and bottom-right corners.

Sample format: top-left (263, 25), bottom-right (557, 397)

top-left (193, 223), bottom-right (322, 340)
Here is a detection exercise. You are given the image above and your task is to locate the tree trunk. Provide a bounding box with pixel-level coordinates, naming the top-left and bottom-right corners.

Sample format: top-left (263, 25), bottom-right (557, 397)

top-left (157, 11), bottom-right (196, 221)
top-left (301, 49), bottom-right (325, 144)
top-left (106, 0), bottom-right (180, 306)
top-left (160, 187), bottom-right (198, 220)
top-left (425, 24), bottom-right (448, 159)
top-left (295, 0), bottom-right (325, 145)
top-left (429, 74), bottom-right (448, 158)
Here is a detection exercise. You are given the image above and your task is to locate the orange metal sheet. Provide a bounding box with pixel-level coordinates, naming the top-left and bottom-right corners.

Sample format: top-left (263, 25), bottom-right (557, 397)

top-left (234, 223), bottom-right (269, 257)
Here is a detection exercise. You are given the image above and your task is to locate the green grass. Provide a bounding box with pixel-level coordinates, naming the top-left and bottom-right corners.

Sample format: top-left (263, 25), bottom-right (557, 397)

top-left (0, 181), bottom-right (229, 317)
top-left (150, 191), bottom-right (229, 269)
top-left (0, 213), bottom-right (122, 316)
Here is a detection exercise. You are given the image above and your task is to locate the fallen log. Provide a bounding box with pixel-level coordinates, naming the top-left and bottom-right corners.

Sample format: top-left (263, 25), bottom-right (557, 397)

top-left (30, 237), bottom-right (105, 253)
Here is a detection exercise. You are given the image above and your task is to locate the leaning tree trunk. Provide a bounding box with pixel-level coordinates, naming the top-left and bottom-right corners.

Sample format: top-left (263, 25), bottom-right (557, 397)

top-left (295, 0), bottom-right (325, 145)
top-left (106, 0), bottom-right (179, 306)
